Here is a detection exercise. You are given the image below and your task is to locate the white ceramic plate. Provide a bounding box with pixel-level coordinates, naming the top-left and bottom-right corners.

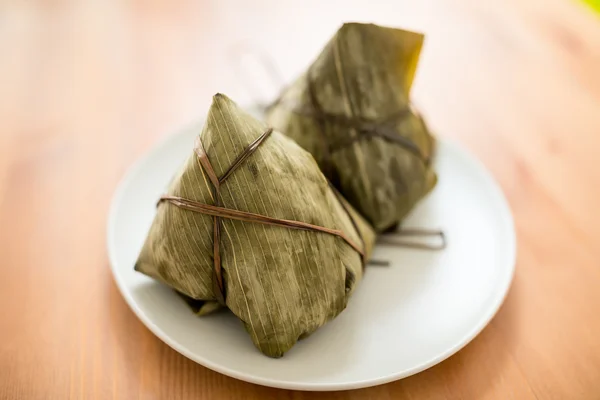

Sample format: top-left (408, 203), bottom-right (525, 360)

top-left (107, 122), bottom-right (516, 391)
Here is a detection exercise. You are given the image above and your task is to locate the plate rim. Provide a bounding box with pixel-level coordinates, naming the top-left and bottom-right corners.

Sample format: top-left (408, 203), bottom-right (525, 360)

top-left (107, 130), bottom-right (516, 391)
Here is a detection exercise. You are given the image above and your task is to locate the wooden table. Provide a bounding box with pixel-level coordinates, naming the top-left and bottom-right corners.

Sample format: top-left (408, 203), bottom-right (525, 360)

top-left (2, 0), bottom-right (600, 398)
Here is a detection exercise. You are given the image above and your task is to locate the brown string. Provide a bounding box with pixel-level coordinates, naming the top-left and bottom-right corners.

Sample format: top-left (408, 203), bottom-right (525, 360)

top-left (378, 229), bottom-right (446, 251)
top-left (288, 101), bottom-right (425, 161)
top-left (266, 68), bottom-right (430, 165)
top-left (159, 128), bottom-right (365, 305)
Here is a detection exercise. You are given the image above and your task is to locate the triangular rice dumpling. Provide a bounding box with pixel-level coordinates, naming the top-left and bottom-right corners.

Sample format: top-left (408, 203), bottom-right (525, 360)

top-left (135, 94), bottom-right (376, 358)
top-left (266, 22), bottom-right (437, 232)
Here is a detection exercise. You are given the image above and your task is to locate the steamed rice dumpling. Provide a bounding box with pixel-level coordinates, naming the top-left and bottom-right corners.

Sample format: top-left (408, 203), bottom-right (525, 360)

top-left (135, 94), bottom-right (376, 358)
top-left (266, 22), bottom-right (437, 232)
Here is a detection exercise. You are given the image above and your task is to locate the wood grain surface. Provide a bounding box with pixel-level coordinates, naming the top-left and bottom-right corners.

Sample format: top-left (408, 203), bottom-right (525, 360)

top-left (1, 0), bottom-right (600, 399)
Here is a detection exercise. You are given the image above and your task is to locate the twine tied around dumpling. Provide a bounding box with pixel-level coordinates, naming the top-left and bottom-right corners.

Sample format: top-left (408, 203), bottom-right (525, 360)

top-left (159, 127), bottom-right (366, 305)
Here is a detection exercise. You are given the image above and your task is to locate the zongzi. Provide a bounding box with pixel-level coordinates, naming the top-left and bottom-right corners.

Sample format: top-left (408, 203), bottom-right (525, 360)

top-left (135, 94), bottom-right (376, 358)
top-left (266, 22), bottom-right (437, 232)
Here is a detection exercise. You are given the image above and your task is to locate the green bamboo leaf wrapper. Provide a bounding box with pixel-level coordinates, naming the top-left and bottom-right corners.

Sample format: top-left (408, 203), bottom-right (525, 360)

top-left (135, 94), bottom-right (376, 358)
top-left (266, 22), bottom-right (437, 232)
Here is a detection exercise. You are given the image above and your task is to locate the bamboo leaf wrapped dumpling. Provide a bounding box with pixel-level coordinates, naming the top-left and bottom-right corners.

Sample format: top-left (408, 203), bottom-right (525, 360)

top-left (266, 22), bottom-right (437, 232)
top-left (135, 94), bottom-right (376, 358)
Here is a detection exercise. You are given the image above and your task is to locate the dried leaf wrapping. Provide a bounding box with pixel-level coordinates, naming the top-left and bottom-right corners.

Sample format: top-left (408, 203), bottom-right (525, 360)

top-left (266, 23), bottom-right (437, 232)
top-left (135, 94), bottom-right (376, 358)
